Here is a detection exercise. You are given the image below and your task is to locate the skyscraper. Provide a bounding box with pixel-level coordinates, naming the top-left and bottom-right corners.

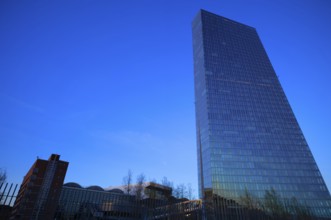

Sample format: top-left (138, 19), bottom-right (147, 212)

top-left (192, 10), bottom-right (331, 218)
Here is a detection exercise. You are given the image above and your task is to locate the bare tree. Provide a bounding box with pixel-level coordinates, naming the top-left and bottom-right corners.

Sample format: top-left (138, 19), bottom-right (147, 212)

top-left (134, 173), bottom-right (146, 200)
top-left (186, 183), bottom-right (194, 200)
top-left (263, 188), bottom-right (289, 219)
top-left (174, 184), bottom-right (187, 199)
top-left (287, 197), bottom-right (313, 220)
top-left (161, 177), bottom-right (173, 188)
top-left (161, 179), bottom-right (196, 199)
top-left (122, 169), bottom-right (133, 195)
top-left (149, 178), bottom-right (158, 184)
top-left (240, 188), bottom-right (260, 209)
top-left (173, 185), bottom-right (180, 198)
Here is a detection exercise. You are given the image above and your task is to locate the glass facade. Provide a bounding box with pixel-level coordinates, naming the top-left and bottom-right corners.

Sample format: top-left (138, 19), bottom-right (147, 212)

top-left (192, 10), bottom-right (331, 218)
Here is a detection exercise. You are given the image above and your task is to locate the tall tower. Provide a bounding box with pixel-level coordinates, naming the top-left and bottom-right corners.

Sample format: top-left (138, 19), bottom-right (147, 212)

top-left (192, 10), bottom-right (331, 218)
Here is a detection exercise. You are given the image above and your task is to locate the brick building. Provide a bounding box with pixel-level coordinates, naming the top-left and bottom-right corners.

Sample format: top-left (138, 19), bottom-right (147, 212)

top-left (10, 154), bottom-right (68, 220)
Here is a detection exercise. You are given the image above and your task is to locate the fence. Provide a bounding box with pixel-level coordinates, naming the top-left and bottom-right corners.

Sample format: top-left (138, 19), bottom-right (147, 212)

top-left (0, 182), bottom-right (19, 219)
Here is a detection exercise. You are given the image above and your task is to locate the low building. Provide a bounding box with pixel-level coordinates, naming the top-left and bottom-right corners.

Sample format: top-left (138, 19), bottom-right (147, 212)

top-left (55, 182), bottom-right (202, 219)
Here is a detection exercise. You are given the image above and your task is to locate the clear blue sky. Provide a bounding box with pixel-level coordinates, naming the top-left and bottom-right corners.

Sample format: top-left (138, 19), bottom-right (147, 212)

top-left (1, 0), bottom-right (331, 196)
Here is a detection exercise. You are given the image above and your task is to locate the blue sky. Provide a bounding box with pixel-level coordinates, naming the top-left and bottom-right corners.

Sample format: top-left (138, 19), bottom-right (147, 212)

top-left (1, 0), bottom-right (331, 196)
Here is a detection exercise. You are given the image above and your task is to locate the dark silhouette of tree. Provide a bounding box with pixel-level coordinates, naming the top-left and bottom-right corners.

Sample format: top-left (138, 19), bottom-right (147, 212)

top-left (186, 183), bottom-right (195, 200)
top-left (122, 169), bottom-right (133, 195)
top-left (240, 188), bottom-right (260, 210)
top-left (161, 176), bottom-right (173, 189)
top-left (287, 197), bottom-right (313, 220)
top-left (134, 173), bottom-right (146, 200)
top-left (161, 177), bottom-right (196, 199)
top-left (173, 184), bottom-right (188, 199)
top-left (263, 188), bottom-right (290, 219)
top-left (238, 188), bottom-right (316, 220)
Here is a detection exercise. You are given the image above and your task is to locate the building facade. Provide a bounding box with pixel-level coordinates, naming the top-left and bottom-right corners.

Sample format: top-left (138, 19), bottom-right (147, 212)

top-left (192, 10), bottom-right (331, 218)
top-left (10, 154), bottom-right (68, 220)
top-left (55, 182), bottom-right (202, 219)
